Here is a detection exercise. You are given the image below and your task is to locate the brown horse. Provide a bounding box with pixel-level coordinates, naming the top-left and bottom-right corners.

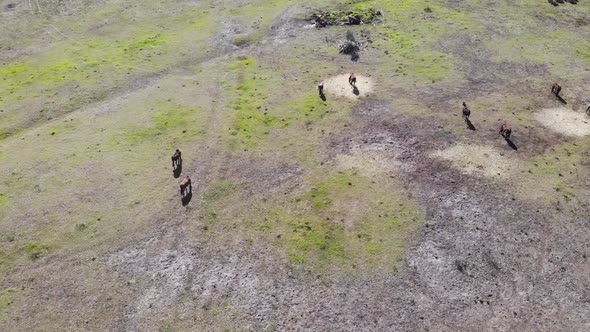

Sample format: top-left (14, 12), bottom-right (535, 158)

top-left (348, 73), bottom-right (356, 86)
top-left (499, 123), bottom-right (512, 139)
top-left (172, 149), bottom-right (181, 168)
top-left (179, 176), bottom-right (192, 196)
top-left (551, 83), bottom-right (561, 96)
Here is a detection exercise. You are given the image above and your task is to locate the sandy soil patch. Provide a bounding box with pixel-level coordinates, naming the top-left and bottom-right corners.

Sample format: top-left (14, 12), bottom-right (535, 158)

top-left (323, 74), bottom-right (374, 99)
top-left (335, 148), bottom-right (398, 177)
top-left (432, 144), bottom-right (517, 179)
top-left (535, 108), bottom-right (590, 137)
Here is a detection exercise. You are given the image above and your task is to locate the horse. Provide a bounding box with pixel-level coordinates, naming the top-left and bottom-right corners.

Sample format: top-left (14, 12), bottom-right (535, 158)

top-left (318, 81), bottom-right (324, 96)
top-left (551, 83), bottom-right (561, 96)
top-left (171, 149), bottom-right (182, 168)
top-left (462, 102), bottom-right (471, 120)
top-left (499, 123), bottom-right (512, 139)
top-left (348, 73), bottom-right (357, 86)
top-left (179, 176), bottom-right (192, 197)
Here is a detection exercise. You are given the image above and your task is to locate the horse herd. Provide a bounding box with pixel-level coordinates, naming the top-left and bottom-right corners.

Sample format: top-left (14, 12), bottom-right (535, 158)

top-left (169, 79), bottom-right (588, 202)
top-left (171, 149), bottom-right (191, 198)
top-left (457, 83), bottom-right (579, 140)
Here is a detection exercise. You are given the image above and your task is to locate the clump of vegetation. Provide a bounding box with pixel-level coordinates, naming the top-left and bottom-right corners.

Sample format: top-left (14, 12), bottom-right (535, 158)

top-left (339, 31), bottom-right (363, 61)
top-left (548, 0), bottom-right (578, 6)
top-left (231, 34), bottom-right (261, 48)
top-left (313, 8), bottom-right (383, 28)
top-left (24, 243), bottom-right (52, 260)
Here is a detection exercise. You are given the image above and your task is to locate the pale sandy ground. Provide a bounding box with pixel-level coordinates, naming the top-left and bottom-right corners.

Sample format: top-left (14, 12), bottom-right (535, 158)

top-left (322, 74), bottom-right (374, 99)
top-left (535, 107), bottom-right (590, 137)
top-left (335, 148), bottom-right (398, 177)
top-left (432, 144), bottom-right (518, 179)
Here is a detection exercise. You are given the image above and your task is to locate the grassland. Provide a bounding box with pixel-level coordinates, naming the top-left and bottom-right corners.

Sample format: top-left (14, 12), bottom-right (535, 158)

top-left (0, 0), bottom-right (589, 330)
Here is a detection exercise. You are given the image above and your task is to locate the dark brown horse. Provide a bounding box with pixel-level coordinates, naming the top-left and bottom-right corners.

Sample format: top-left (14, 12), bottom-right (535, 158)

top-left (551, 83), bottom-right (561, 96)
top-left (179, 176), bottom-right (192, 197)
top-left (348, 73), bottom-right (357, 86)
top-left (462, 102), bottom-right (471, 120)
top-left (172, 149), bottom-right (182, 168)
top-left (499, 123), bottom-right (512, 139)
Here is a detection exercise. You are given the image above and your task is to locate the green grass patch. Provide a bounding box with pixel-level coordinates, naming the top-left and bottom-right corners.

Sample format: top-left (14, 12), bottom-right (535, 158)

top-left (196, 164), bottom-right (424, 275)
top-left (116, 104), bottom-right (201, 145)
top-left (205, 182), bottom-right (235, 201)
top-left (24, 243), bottom-right (52, 260)
top-left (226, 57), bottom-right (287, 148)
top-left (0, 5), bottom-right (214, 137)
top-left (303, 173), bottom-right (356, 209)
top-left (488, 29), bottom-right (590, 78)
top-left (225, 57), bottom-right (333, 150)
top-left (553, 181), bottom-right (576, 200)
top-left (0, 63), bottom-right (28, 77)
top-left (576, 48), bottom-right (590, 60)
top-left (281, 171), bottom-right (423, 273)
top-left (294, 94), bottom-right (329, 120)
top-left (284, 219), bottom-right (347, 264)
top-left (353, 0), bottom-right (474, 82)
top-left (0, 288), bottom-right (19, 312)
top-left (514, 137), bottom-right (590, 205)
top-left (123, 34), bottom-right (167, 53)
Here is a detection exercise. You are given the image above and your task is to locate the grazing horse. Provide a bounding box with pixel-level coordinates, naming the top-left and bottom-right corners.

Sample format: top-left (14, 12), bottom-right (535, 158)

top-left (348, 73), bottom-right (357, 86)
top-left (171, 149), bottom-right (182, 168)
top-left (462, 102), bottom-right (471, 120)
top-left (499, 123), bottom-right (512, 139)
top-left (179, 176), bottom-right (192, 196)
top-left (551, 83), bottom-right (561, 96)
top-left (318, 81), bottom-right (324, 96)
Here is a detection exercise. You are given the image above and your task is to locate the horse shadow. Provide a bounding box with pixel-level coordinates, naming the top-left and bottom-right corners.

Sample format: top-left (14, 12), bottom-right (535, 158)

top-left (505, 137), bottom-right (518, 151)
top-left (173, 162), bottom-right (182, 178)
top-left (465, 118), bottom-right (476, 131)
top-left (352, 85), bottom-right (360, 96)
top-left (555, 94), bottom-right (567, 104)
top-left (181, 192), bottom-right (192, 206)
top-left (319, 92), bottom-right (326, 101)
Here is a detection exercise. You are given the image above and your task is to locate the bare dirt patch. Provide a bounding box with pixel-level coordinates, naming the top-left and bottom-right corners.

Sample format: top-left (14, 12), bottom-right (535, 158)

top-left (535, 108), bottom-right (590, 137)
top-left (335, 148), bottom-right (399, 177)
top-left (323, 74), bottom-right (374, 99)
top-left (432, 144), bottom-right (518, 179)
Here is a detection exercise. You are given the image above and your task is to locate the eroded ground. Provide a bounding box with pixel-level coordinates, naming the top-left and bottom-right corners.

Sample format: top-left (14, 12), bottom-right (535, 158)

top-left (1, 0), bottom-right (589, 331)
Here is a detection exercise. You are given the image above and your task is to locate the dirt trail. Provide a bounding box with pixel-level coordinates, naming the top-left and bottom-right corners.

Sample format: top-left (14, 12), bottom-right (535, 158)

top-left (118, 62), bottom-right (231, 329)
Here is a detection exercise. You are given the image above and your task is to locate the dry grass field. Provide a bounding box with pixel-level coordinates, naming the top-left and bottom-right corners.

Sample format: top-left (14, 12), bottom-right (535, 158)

top-left (0, 0), bottom-right (589, 331)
